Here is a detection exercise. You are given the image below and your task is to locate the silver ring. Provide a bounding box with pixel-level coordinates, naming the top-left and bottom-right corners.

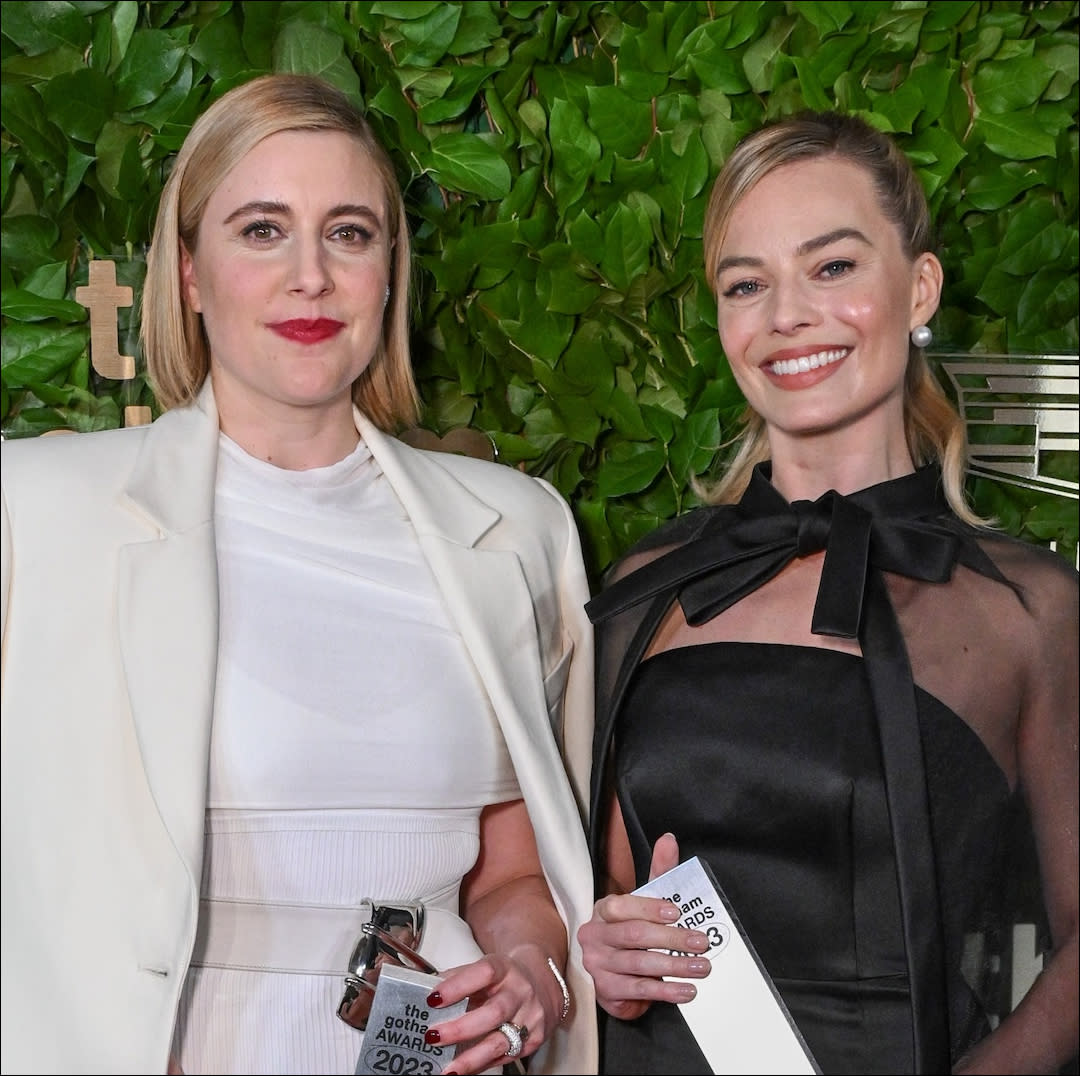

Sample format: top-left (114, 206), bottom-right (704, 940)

top-left (497, 1021), bottom-right (528, 1058)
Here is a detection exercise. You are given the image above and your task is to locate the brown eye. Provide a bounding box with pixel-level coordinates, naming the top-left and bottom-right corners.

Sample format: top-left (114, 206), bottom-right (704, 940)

top-left (241, 221), bottom-right (279, 241)
top-left (331, 224), bottom-right (373, 244)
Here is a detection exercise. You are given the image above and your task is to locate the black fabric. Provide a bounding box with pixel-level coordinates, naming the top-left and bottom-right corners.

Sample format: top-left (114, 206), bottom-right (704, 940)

top-left (607, 643), bottom-right (1018, 1074)
top-left (586, 463), bottom-right (1061, 1075)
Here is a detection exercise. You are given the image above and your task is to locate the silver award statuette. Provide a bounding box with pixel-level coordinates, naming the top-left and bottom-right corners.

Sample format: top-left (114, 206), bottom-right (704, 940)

top-left (339, 900), bottom-right (436, 1031)
top-left (354, 965), bottom-right (468, 1076)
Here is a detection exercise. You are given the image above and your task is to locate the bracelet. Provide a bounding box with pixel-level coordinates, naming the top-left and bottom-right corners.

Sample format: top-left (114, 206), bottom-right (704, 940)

top-left (546, 956), bottom-right (571, 1022)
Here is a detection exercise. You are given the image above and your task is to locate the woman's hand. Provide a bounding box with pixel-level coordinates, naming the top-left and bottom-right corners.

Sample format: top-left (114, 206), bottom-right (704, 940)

top-left (421, 943), bottom-right (564, 1075)
top-left (578, 832), bottom-right (712, 1021)
top-left (427, 799), bottom-right (570, 1074)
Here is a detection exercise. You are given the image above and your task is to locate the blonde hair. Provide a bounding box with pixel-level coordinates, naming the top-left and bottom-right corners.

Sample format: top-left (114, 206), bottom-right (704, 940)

top-left (700, 111), bottom-right (978, 524)
top-left (141, 73), bottom-right (419, 431)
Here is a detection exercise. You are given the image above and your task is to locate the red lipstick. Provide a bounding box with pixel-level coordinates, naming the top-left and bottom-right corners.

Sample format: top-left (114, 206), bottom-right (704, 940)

top-left (268, 318), bottom-right (345, 343)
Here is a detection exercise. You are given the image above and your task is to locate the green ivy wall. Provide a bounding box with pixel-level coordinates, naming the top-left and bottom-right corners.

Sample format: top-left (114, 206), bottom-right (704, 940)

top-left (2, 0), bottom-right (1077, 581)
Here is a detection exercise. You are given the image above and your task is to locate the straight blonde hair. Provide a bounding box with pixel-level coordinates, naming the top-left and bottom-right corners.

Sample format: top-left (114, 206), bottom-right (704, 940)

top-left (141, 74), bottom-right (419, 431)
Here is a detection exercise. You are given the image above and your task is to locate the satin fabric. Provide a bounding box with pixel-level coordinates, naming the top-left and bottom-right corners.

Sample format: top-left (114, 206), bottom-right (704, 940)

top-left (586, 464), bottom-right (1037, 1074)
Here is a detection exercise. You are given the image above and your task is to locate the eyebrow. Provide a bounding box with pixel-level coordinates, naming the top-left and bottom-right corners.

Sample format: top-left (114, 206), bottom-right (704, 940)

top-left (714, 227), bottom-right (872, 276)
top-left (222, 201), bottom-right (383, 225)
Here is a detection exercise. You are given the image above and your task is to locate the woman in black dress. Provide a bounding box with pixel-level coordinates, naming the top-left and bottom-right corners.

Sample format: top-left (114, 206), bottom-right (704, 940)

top-left (577, 111), bottom-right (1078, 1075)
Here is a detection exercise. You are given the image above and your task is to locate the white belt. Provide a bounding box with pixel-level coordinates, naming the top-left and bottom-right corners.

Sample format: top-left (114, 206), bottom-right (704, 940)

top-left (191, 896), bottom-right (481, 977)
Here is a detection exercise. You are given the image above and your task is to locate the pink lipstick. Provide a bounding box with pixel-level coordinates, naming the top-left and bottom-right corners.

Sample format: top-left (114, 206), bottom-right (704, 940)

top-left (268, 318), bottom-right (345, 343)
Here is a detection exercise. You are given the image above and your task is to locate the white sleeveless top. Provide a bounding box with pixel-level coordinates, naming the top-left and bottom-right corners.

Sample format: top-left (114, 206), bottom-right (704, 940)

top-left (173, 434), bottom-right (519, 1074)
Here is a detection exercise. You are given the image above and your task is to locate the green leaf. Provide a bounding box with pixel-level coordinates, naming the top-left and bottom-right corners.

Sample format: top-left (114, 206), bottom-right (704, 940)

top-left (906, 126), bottom-right (967, 196)
top-left (597, 443), bottom-right (666, 498)
top-left (94, 119), bottom-right (139, 200)
top-left (40, 68), bottom-right (114, 143)
top-left (1, 289), bottom-right (87, 323)
top-left (449, 2), bottom-right (503, 55)
top-left (373, 2), bottom-right (445, 20)
top-left (0, 217), bottom-right (61, 278)
top-left (972, 57), bottom-right (1056, 114)
top-left (414, 65), bottom-right (494, 124)
top-left (426, 134), bottom-right (512, 199)
top-left (1016, 267), bottom-right (1079, 332)
top-left (393, 3), bottom-right (461, 66)
top-left (21, 262), bottom-right (68, 299)
top-left (549, 97), bottom-right (601, 206)
top-left (598, 201), bottom-right (653, 292)
top-left (974, 112), bottom-right (1057, 160)
top-left (0, 83), bottom-right (68, 174)
top-left (113, 27), bottom-right (189, 110)
top-left (793, 2), bottom-right (853, 36)
top-left (669, 409), bottom-right (722, 483)
top-left (272, 22), bottom-right (361, 96)
top-left (190, 14), bottom-right (251, 82)
top-left (107, 1), bottom-right (140, 73)
top-left (0, 0), bottom-right (93, 57)
top-left (741, 16), bottom-right (797, 95)
top-left (1, 323), bottom-right (89, 384)
top-left (674, 21), bottom-right (752, 94)
top-left (544, 263), bottom-right (603, 315)
top-left (963, 161), bottom-right (1046, 211)
top-left (585, 84), bottom-right (653, 158)
top-left (790, 55), bottom-right (831, 113)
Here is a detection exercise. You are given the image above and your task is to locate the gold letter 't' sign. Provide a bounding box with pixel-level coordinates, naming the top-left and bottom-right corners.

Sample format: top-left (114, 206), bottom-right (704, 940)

top-left (74, 259), bottom-right (151, 427)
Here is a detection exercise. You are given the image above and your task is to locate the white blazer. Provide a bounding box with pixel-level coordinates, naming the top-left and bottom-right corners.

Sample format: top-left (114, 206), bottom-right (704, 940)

top-left (0, 385), bottom-right (598, 1075)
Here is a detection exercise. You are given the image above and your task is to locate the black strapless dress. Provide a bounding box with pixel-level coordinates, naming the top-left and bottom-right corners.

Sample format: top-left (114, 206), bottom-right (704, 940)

top-left (585, 465), bottom-right (1060, 1075)
top-left (605, 642), bottom-right (1018, 1075)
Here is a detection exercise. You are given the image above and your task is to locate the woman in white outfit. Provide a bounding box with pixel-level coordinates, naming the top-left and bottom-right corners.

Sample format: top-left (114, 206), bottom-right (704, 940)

top-left (0, 74), bottom-right (597, 1076)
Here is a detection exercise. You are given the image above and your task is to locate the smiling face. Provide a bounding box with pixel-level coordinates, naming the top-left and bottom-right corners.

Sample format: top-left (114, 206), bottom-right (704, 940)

top-left (180, 128), bottom-right (391, 442)
top-left (713, 156), bottom-right (942, 476)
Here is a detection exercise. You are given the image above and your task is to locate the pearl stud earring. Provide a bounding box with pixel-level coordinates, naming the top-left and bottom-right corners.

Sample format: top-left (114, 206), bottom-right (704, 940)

top-left (910, 325), bottom-right (933, 348)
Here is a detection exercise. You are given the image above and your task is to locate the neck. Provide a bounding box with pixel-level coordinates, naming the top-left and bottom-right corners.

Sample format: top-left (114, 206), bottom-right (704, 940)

top-left (767, 423), bottom-right (915, 504)
top-left (214, 394), bottom-right (361, 471)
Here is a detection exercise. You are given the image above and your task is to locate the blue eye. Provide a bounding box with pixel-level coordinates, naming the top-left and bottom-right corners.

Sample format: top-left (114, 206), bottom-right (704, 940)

top-left (722, 279), bottom-right (761, 298)
top-left (820, 259), bottom-right (854, 278)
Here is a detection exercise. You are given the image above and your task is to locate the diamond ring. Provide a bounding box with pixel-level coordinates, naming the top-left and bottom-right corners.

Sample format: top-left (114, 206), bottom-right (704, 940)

top-left (496, 1021), bottom-right (528, 1058)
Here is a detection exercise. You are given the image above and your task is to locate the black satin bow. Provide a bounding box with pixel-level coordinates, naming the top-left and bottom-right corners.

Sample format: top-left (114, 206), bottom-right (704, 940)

top-left (587, 463), bottom-right (1009, 636)
top-left (586, 463), bottom-right (1016, 1074)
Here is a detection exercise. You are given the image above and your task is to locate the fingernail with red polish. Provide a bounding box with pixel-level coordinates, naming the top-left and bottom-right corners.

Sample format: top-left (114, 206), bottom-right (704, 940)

top-left (424, 1029), bottom-right (441, 1045)
top-left (426, 991), bottom-right (442, 1007)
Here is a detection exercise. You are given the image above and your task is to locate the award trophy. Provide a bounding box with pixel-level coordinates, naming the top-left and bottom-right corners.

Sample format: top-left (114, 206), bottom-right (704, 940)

top-left (338, 900), bottom-right (435, 1032)
top-left (339, 900), bottom-right (525, 1076)
top-left (635, 858), bottom-right (820, 1075)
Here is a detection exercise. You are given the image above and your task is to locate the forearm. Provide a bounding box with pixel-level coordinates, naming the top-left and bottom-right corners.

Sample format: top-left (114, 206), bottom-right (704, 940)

top-left (955, 934), bottom-right (1078, 1074)
top-left (463, 873), bottom-right (568, 1016)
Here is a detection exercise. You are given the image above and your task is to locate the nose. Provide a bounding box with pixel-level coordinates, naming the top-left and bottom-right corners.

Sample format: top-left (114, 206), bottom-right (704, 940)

top-left (286, 237), bottom-right (334, 297)
top-left (768, 276), bottom-right (819, 335)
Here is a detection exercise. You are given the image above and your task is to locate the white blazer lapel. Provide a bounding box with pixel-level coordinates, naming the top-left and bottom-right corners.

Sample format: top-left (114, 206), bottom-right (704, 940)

top-left (359, 417), bottom-right (595, 990)
top-left (356, 415), bottom-right (560, 761)
top-left (119, 387), bottom-right (220, 876)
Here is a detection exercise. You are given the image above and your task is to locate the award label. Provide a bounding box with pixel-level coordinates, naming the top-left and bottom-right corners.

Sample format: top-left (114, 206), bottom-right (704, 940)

top-left (634, 856), bottom-right (821, 1075)
top-left (354, 965), bottom-right (468, 1076)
